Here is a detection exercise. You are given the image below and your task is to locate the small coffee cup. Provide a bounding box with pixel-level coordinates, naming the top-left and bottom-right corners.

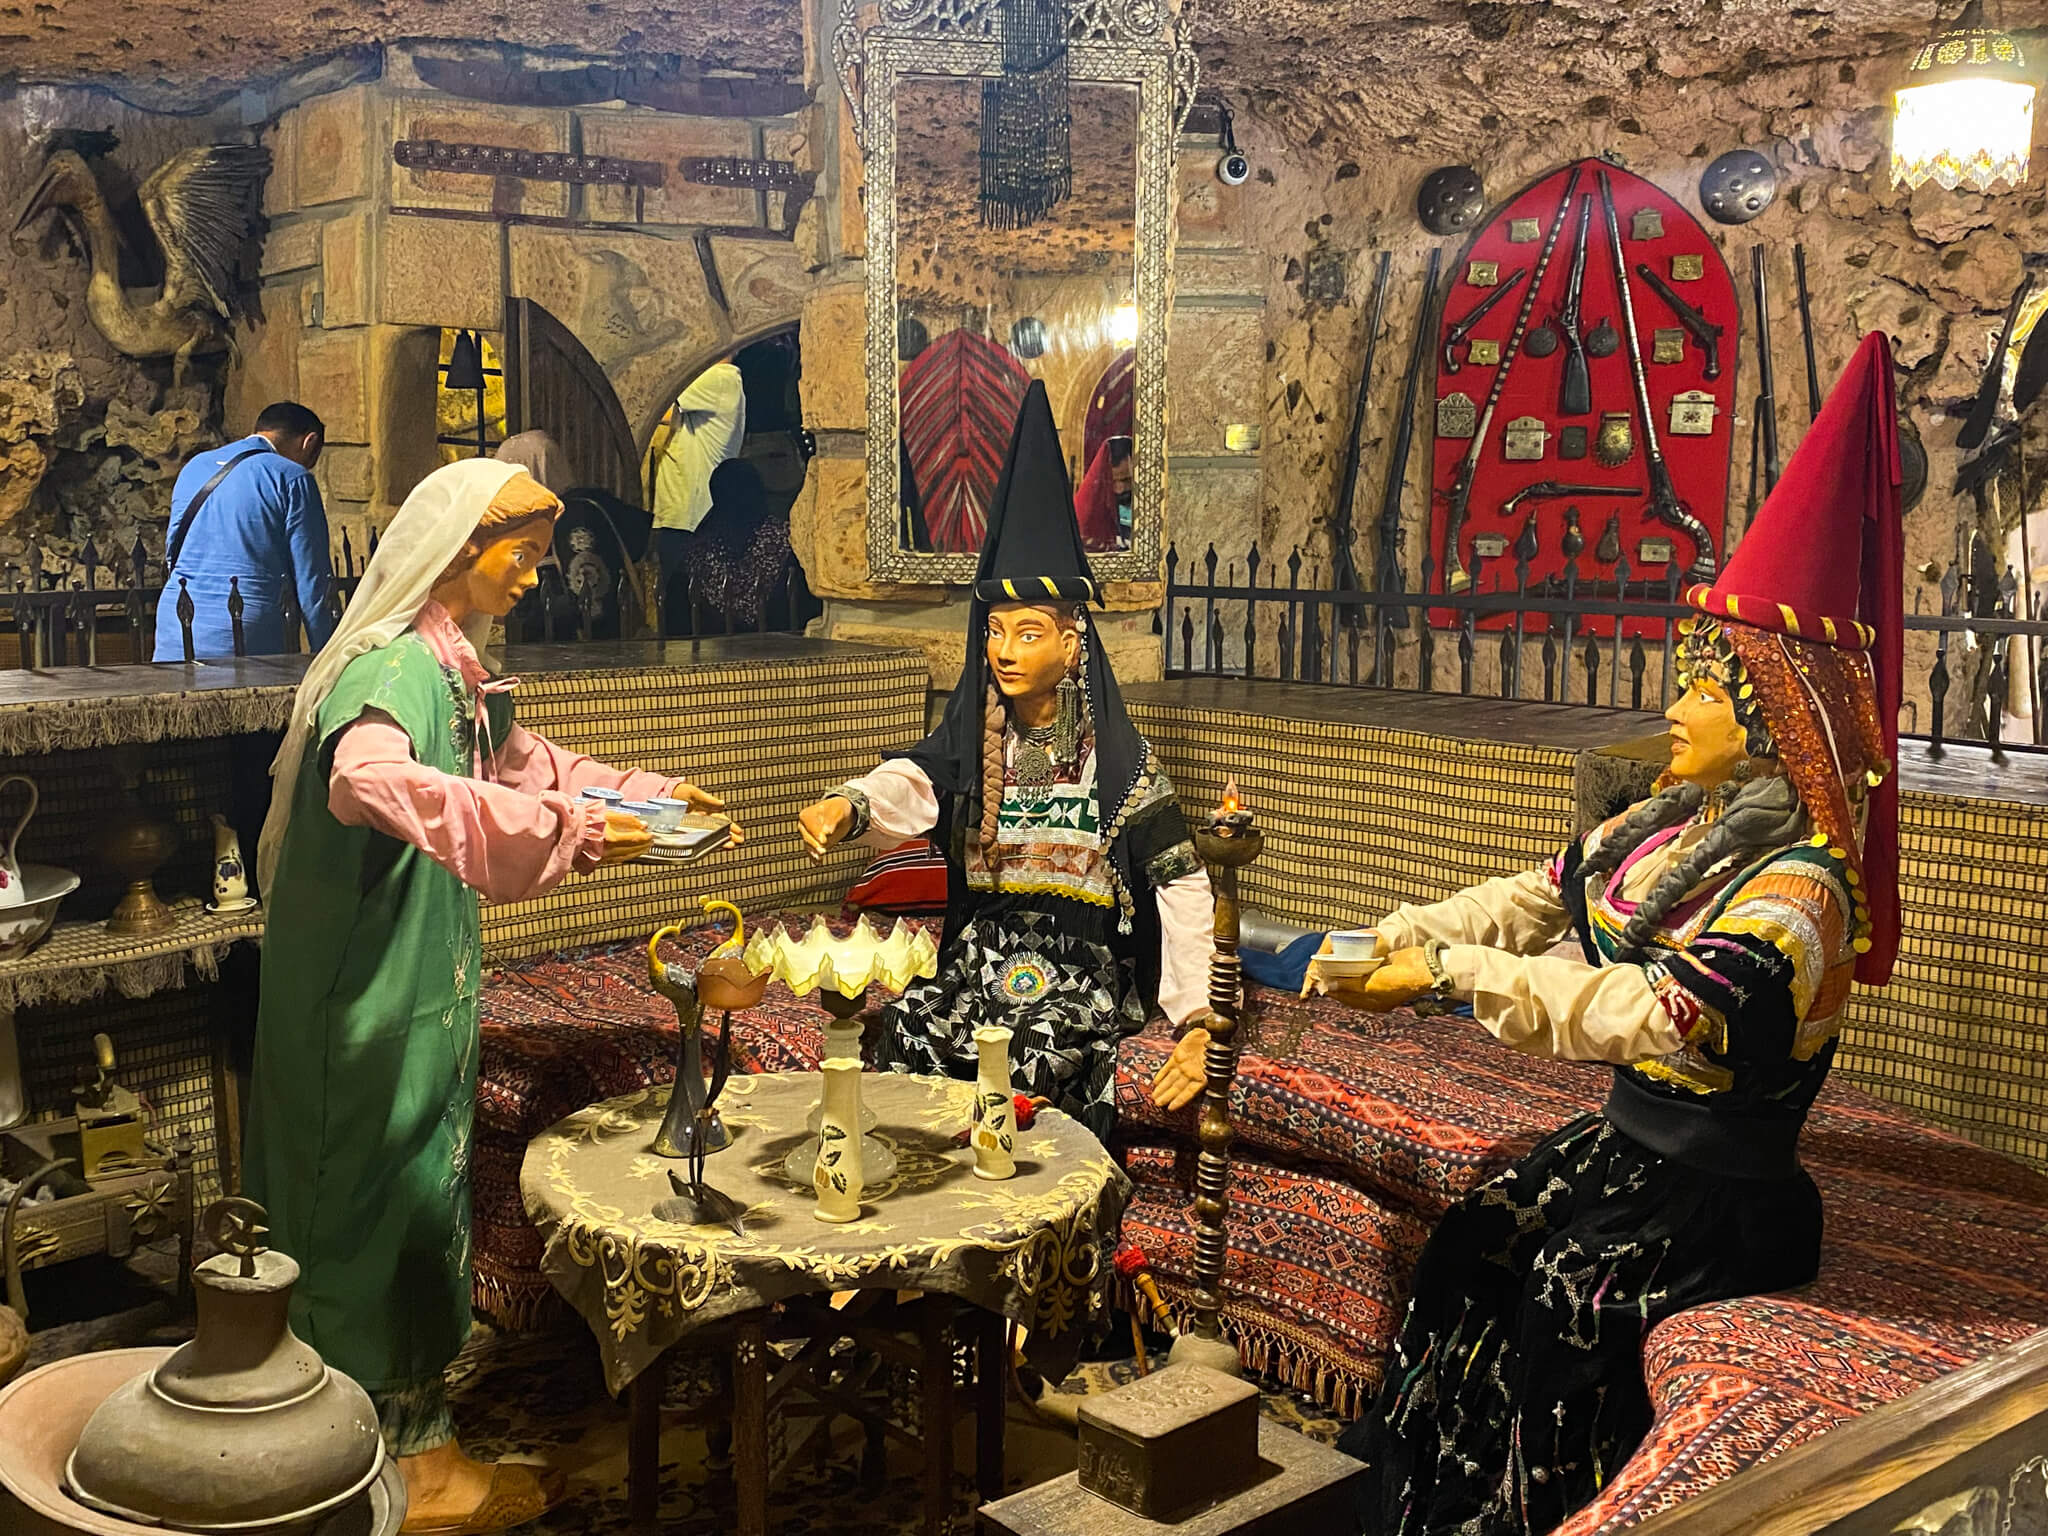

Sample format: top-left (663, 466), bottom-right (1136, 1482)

top-left (618, 801), bottom-right (665, 834)
top-left (1326, 929), bottom-right (1379, 960)
top-left (642, 797), bottom-right (689, 834)
top-left (578, 787), bottom-right (625, 806)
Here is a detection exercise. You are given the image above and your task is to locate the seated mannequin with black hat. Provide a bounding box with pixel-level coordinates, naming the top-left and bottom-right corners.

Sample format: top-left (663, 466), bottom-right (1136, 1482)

top-left (799, 383), bottom-right (1215, 1134)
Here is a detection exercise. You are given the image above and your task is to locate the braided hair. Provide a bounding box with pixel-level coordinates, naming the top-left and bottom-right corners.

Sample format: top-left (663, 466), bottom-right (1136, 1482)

top-left (979, 680), bottom-right (1005, 851)
top-left (1606, 774), bottom-right (1808, 961)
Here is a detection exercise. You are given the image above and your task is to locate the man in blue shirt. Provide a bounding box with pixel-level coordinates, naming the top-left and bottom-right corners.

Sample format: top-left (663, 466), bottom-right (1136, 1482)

top-left (154, 401), bottom-right (336, 661)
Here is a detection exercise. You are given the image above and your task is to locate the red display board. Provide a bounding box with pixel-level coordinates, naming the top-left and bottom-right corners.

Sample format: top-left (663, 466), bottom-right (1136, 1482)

top-left (1427, 158), bottom-right (1738, 635)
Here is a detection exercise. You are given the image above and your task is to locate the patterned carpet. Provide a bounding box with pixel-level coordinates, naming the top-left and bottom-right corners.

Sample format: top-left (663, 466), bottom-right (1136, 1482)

top-left (17, 1251), bottom-right (1341, 1536)
top-left (440, 1318), bottom-right (1344, 1534)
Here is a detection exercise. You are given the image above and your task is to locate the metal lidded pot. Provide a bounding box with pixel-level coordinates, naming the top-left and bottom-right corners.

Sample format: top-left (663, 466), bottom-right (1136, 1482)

top-left (63, 1198), bottom-right (384, 1532)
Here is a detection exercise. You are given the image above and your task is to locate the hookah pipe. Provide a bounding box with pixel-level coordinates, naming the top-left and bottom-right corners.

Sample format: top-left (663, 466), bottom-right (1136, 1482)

top-left (1115, 1240), bottom-right (1178, 1374)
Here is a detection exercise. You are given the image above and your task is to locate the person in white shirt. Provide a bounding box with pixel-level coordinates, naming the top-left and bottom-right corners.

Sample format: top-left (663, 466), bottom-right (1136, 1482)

top-left (647, 356), bottom-right (746, 626)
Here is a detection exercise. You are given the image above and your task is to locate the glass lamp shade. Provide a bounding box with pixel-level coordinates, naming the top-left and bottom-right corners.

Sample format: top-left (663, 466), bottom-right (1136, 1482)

top-left (1890, 8), bottom-right (2035, 191)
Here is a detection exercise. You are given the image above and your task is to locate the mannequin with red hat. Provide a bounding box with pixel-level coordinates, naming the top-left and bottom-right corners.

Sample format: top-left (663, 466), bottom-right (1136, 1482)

top-left (797, 383), bottom-right (1216, 1138)
top-left (1327, 333), bottom-right (1904, 1536)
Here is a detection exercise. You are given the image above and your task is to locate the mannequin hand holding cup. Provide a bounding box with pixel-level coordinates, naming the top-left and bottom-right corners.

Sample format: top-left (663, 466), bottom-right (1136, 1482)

top-left (600, 810), bottom-right (655, 865)
top-left (1314, 928), bottom-right (1443, 1012)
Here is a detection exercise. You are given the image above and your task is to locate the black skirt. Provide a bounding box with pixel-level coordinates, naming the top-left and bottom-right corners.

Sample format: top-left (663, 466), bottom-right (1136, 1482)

top-left (1340, 1112), bottom-right (1824, 1535)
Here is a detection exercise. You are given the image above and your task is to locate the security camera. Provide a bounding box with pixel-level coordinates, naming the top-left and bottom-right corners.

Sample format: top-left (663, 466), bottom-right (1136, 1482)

top-left (1212, 102), bottom-right (1249, 185)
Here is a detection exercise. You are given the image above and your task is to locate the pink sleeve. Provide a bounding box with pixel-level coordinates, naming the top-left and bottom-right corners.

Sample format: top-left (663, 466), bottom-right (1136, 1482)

top-left (328, 716), bottom-right (608, 904)
top-left (489, 721), bottom-right (677, 803)
top-left (848, 759), bottom-right (940, 848)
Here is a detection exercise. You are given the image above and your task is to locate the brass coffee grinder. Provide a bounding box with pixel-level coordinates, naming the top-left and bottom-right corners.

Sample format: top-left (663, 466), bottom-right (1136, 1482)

top-left (70, 1033), bottom-right (146, 1180)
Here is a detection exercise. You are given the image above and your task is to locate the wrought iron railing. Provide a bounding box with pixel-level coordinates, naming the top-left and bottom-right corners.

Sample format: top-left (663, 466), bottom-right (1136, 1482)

top-left (1159, 541), bottom-right (2048, 757)
top-left (1, 532), bottom-right (809, 670)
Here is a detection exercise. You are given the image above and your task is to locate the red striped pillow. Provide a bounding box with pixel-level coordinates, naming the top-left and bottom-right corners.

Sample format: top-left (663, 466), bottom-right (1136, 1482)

top-left (845, 839), bottom-right (949, 916)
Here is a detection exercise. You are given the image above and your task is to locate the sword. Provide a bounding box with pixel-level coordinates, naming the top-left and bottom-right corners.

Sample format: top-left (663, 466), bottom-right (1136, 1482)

top-left (1442, 165), bottom-right (1585, 592)
top-left (1595, 169), bottom-right (1717, 583)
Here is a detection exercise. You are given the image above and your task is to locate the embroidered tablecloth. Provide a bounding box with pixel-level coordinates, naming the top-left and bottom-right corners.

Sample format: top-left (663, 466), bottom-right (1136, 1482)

top-left (522, 1070), bottom-right (1130, 1394)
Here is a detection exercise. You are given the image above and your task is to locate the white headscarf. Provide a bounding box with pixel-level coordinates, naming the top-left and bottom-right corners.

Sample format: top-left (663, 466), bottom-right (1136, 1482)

top-left (258, 458), bottom-right (526, 896)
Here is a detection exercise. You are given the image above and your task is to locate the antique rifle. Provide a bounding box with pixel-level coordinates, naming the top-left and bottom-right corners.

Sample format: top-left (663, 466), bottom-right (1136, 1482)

top-left (1793, 244), bottom-right (1822, 419)
top-left (1375, 246), bottom-right (1443, 628)
top-left (1596, 169), bottom-right (1717, 582)
top-left (1554, 197), bottom-right (1595, 416)
top-left (1636, 263), bottom-right (1724, 381)
top-left (1500, 480), bottom-right (1644, 519)
top-left (1751, 245), bottom-right (1781, 492)
top-left (1442, 165), bottom-right (1584, 591)
top-left (1330, 249), bottom-right (1395, 613)
top-left (1958, 274), bottom-right (2035, 453)
top-left (1441, 269), bottom-right (1527, 375)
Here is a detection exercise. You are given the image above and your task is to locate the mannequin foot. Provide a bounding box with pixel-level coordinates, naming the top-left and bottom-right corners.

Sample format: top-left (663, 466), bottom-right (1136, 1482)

top-left (398, 1440), bottom-right (564, 1534)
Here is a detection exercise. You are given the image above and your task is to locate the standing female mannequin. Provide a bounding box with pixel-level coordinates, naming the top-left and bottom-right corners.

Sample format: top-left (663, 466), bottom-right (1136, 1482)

top-left (248, 459), bottom-right (729, 1534)
top-left (1335, 333), bottom-right (1904, 1535)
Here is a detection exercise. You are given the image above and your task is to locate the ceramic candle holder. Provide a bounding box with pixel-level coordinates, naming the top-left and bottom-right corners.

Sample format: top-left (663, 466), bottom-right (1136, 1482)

top-left (813, 1058), bottom-right (864, 1223)
top-left (747, 916), bottom-right (940, 1195)
top-left (971, 1026), bottom-right (1017, 1180)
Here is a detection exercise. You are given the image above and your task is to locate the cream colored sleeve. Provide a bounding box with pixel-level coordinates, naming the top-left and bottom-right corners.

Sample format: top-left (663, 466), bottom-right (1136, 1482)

top-left (1374, 868), bottom-right (1572, 957)
top-left (1440, 946), bottom-right (1686, 1064)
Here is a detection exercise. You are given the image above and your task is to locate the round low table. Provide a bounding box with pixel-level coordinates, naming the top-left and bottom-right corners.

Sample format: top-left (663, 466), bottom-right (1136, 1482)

top-left (521, 1070), bottom-right (1131, 1534)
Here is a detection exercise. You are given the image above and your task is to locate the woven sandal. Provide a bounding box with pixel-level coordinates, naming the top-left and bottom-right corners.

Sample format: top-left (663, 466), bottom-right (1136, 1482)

top-left (399, 1462), bottom-right (566, 1535)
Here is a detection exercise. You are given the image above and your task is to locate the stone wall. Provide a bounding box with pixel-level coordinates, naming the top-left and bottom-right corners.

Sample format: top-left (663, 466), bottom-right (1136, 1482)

top-left (235, 51), bottom-right (822, 570)
top-left (1208, 59), bottom-right (2048, 729)
top-left (0, 87), bottom-right (242, 581)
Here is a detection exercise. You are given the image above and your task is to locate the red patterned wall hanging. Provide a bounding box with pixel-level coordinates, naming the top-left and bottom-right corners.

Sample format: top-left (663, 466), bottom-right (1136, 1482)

top-left (899, 329), bottom-right (1033, 554)
top-left (1427, 157), bottom-right (1738, 636)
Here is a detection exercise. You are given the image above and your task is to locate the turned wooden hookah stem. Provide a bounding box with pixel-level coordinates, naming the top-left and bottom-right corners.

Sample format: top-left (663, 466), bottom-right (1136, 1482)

top-left (1189, 839), bottom-right (1256, 1343)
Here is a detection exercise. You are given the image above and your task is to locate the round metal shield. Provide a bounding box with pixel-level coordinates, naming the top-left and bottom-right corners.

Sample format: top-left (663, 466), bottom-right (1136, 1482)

top-left (1700, 149), bottom-right (1777, 225)
top-left (1011, 316), bottom-right (1048, 359)
top-left (1523, 324), bottom-right (1559, 359)
top-left (1898, 420), bottom-right (1929, 513)
top-left (1418, 165), bottom-right (1486, 235)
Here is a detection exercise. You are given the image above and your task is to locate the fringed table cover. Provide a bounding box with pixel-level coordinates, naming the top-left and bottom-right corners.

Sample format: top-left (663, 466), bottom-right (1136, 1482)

top-left (522, 1070), bottom-right (1128, 1395)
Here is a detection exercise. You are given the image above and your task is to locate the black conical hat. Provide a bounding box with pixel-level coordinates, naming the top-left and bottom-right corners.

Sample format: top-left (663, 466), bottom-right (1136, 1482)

top-left (973, 380), bottom-right (1100, 605)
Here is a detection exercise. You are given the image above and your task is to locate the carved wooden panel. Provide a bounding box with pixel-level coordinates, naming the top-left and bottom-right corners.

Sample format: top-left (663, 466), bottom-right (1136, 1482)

top-left (501, 297), bottom-right (641, 508)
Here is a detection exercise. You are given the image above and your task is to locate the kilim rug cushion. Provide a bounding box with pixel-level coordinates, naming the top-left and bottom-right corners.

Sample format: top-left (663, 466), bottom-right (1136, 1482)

top-left (1114, 1004), bottom-right (1611, 1216)
top-left (476, 913), bottom-right (2048, 1532)
top-left (1117, 1141), bottom-right (1432, 1418)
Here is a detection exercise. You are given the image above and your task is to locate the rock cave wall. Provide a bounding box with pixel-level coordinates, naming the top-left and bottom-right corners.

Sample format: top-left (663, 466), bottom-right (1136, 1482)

top-left (0, 87), bottom-right (243, 588)
top-left (1204, 52), bottom-right (2048, 730)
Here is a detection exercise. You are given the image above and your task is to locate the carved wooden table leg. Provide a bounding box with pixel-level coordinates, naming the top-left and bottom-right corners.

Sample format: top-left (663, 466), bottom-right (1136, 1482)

top-left (974, 1309), bottom-right (1007, 1501)
top-left (627, 1348), bottom-right (667, 1531)
top-left (735, 1312), bottom-right (770, 1536)
top-left (1175, 805), bottom-right (1264, 1372)
top-left (922, 1295), bottom-right (956, 1536)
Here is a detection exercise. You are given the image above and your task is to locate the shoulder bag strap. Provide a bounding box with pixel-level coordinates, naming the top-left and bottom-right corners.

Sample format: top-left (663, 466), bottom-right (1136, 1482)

top-left (165, 444), bottom-right (276, 573)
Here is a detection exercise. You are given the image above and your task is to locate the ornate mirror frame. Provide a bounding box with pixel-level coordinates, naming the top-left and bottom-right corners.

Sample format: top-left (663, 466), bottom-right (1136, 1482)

top-left (836, 0), bottom-right (1197, 585)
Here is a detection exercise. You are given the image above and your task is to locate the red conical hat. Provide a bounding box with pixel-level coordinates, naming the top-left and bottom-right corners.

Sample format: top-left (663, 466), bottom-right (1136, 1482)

top-left (1686, 331), bottom-right (1904, 985)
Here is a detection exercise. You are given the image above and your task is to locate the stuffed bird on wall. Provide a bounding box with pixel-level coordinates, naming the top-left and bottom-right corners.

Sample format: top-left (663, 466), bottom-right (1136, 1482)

top-left (10, 142), bottom-right (271, 386)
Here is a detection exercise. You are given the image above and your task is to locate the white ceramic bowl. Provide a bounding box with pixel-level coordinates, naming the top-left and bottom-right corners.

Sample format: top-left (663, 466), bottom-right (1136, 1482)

top-left (1326, 928), bottom-right (1379, 960)
top-left (0, 865), bottom-right (80, 961)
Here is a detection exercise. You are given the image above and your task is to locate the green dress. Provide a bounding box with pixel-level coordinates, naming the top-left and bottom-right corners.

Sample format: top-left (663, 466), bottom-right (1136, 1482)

top-left (245, 632), bottom-right (511, 1393)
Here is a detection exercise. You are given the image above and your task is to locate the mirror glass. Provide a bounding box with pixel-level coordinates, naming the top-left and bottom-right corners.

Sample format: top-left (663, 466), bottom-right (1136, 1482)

top-left (880, 71), bottom-right (1154, 571)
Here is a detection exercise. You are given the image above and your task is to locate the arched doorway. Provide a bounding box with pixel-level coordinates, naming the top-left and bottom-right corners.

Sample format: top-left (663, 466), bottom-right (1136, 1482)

top-left (644, 326), bottom-right (820, 636)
